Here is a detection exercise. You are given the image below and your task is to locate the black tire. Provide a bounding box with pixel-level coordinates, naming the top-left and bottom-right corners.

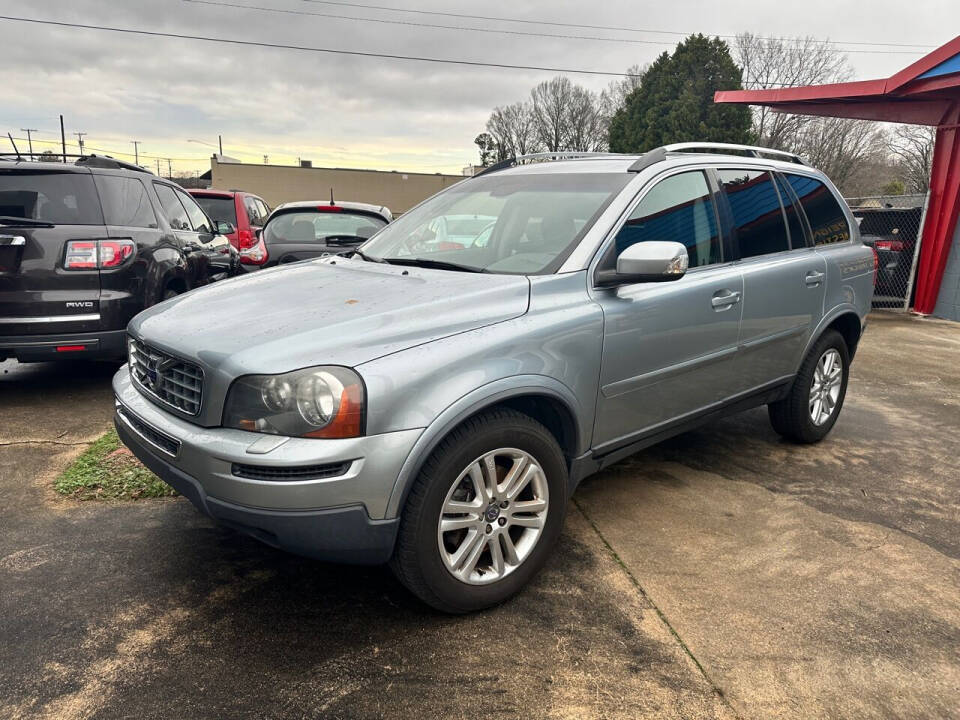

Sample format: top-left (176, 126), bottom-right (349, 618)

top-left (768, 329), bottom-right (850, 443)
top-left (390, 408), bottom-right (567, 614)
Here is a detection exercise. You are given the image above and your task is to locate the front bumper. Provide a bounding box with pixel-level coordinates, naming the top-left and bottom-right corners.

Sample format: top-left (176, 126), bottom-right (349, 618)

top-left (0, 328), bottom-right (126, 362)
top-left (113, 367), bottom-right (422, 563)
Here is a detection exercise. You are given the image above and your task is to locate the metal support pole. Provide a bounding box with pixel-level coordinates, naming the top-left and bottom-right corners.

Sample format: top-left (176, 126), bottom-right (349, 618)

top-left (903, 190), bottom-right (931, 312)
top-left (60, 115), bottom-right (66, 162)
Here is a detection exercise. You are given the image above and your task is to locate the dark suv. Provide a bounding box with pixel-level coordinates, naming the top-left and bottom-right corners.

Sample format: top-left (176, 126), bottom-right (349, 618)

top-left (0, 155), bottom-right (239, 362)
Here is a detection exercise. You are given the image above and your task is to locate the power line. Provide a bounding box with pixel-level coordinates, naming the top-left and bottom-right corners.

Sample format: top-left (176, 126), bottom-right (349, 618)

top-left (300, 0), bottom-right (936, 51)
top-left (185, 0), bottom-right (929, 55)
top-left (184, 0), bottom-right (683, 47)
top-left (0, 14), bottom-right (649, 77)
top-left (6, 135), bottom-right (205, 162)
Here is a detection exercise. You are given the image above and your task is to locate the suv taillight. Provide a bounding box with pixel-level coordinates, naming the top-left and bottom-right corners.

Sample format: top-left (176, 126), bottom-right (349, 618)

top-left (239, 237), bottom-right (268, 265)
top-left (871, 247), bottom-right (879, 288)
top-left (64, 239), bottom-right (135, 270)
top-left (874, 240), bottom-right (905, 252)
top-left (237, 228), bottom-right (254, 249)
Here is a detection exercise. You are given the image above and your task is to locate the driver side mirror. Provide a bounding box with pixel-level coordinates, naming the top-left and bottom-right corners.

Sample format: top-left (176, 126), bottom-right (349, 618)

top-left (216, 221), bottom-right (236, 236)
top-left (596, 241), bottom-right (689, 287)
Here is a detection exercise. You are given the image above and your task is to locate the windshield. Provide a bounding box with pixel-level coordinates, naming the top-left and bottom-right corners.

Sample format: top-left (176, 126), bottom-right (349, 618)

top-left (359, 172), bottom-right (630, 274)
top-left (193, 195), bottom-right (237, 226)
top-left (265, 210), bottom-right (387, 244)
top-left (0, 171), bottom-right (103, 225)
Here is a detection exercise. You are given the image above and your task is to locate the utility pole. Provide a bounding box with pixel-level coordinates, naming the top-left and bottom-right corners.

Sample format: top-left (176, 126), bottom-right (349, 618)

top-left (218, 134), bottom-right (223, 156)
top-left (156, 159), bottom-right (161, 175)
top-left (19, 128), bottom-right (37, 155)
top-left (131, 140), bottom-right (141, 165)
top-left (74, 132), bottom-right (87, 156)
top-left (166, 158), bottom-right (172, 179)
top-left (60, 115), bottom-right (67, 162)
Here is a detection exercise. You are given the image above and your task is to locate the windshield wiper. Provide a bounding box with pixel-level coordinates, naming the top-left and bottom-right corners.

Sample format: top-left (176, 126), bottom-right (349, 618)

top-left (381, 257), bottom-right (488, 273)
top-left (0, 215), bottom-right (54, 228)
top-left (348, 248), bottom-right (387, 263)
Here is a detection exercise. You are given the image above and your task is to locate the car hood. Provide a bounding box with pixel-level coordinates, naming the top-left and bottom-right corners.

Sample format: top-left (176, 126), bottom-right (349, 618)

top-left (129, 256), bottom-right (530, 374)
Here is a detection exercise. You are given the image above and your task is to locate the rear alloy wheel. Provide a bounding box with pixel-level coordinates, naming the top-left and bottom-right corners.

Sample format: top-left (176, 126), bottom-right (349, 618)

top-left (768, 329), bottom-right (850, 443)
top-left (391, 409), bottom-right (566, 613)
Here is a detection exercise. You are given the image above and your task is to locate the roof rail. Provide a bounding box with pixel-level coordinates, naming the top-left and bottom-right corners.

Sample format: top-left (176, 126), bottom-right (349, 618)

top-left (661, 142), bottom-right (805, 165)
top-left (75, 154), bottom-right (153, 174)
top-left (0, 152), bottom-right (153, 174)
top-left (474, 151), bottom-right (624, 177)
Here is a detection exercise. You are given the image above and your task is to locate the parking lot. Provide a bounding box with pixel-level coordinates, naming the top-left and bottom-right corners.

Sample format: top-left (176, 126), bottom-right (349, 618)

top-left (1, 311), bottom-right (958, 719)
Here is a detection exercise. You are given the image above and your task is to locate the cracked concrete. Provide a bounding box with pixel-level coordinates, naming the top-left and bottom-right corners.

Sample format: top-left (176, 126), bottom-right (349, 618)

top-left (1, 312), bottom-right (958, 718)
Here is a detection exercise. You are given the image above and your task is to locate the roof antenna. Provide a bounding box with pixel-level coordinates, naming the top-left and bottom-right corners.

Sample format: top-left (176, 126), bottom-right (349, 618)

top-left (329, 187), bottom-right (335, 206)
top-left (7, 132), bottom-right (23, 160)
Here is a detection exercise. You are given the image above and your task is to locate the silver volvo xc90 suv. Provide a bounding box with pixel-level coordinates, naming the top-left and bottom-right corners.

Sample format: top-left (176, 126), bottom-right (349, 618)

top-left (114, 143), bottom-right (873, 612)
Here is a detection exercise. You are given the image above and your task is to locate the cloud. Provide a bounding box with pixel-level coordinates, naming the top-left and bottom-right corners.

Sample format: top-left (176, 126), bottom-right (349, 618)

top-left (0, 0), bottom-right (951, 173)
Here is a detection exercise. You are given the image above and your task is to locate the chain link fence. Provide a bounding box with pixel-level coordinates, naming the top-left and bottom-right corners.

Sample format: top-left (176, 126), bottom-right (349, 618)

top-left (845, 193), bottom-right (929, 311)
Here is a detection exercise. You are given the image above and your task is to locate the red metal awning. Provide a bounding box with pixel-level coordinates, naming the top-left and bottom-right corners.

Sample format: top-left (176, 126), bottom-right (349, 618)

top-left (715, 36), bottom-right (960, 314)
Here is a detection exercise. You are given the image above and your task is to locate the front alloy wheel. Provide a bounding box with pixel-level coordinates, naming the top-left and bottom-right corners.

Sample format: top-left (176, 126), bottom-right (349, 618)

top-left (437, 449), bottom-right (549, 584)
top-left (391, 408), bottom-right (567, 613)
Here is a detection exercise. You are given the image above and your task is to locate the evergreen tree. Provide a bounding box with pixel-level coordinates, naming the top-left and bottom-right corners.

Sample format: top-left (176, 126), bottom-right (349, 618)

top-left (609, 35), bottom-right (751, 153)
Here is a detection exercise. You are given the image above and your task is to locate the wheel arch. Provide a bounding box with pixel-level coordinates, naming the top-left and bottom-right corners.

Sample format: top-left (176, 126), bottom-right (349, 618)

top-left (798, 306), bottom-right (865, 372)
top-left (384, 377), bottom-right (585, 519)
top-left (144, 249), bottom-right (188, 305)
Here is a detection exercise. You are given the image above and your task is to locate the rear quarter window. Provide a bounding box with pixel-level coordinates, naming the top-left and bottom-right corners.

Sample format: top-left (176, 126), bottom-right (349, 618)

top-left (95, 175), bottom-right (158, 228)
top-left (0, 171), bottom-right (103, 225)
top-left (783, 174), bottom-right (851, 246)
top-left (192, 195), bottom-right (237, 226)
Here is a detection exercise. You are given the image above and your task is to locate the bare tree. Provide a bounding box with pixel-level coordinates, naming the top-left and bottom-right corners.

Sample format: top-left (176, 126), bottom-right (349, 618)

top-left (734, 34), bottom-right (893, 193)
top-left (481, 69), bottom-right (634, 158)
top-left (486, 102), bottom-right (539, 159)
top-left (531, 77), bottom-right (576, 152)
top-left (796, 116), bottom-right (887, 190)
top-left (888, 124), bottom-right (935, 193)
top-left (599, 64), bottom-right (646, 120)
top-left (734, 33), bottom-right (851, 148)
top-left (566, 85), bottom-right (608, 152)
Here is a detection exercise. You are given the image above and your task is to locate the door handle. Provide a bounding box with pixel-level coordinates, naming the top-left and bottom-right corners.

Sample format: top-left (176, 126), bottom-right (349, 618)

top-left (711, 290), bottom-right (741, 309)
top-left (805, 270), bottom-right (825, 286)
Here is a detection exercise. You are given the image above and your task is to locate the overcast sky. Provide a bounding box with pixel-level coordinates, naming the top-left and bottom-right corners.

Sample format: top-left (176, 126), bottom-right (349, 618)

top-left (1, 0), bottom-right (956, 175)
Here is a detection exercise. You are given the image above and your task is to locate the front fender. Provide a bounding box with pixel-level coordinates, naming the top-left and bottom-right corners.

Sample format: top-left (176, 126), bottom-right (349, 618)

top-left (381, 375), bottom-right (584, 519)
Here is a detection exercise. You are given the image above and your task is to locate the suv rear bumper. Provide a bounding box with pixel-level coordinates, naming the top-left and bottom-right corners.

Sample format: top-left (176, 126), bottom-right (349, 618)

top-left (0, 328), bottom-right (126, 362)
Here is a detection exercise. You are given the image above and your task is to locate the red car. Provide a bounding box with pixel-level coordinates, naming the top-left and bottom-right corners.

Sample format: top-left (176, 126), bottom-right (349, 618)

top-left (188, 189), bottom-right (270, 251)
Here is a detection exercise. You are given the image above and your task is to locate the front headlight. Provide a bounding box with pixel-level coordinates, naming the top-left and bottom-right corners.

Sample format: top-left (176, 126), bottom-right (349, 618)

top-left (223, 366), bottom-right (365, 438)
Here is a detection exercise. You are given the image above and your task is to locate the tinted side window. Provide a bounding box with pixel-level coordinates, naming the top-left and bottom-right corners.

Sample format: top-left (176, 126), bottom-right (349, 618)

top-left (257, 199), bottom-right (270, 223)
top-left (177, 189), bottom-right (213, 234)
top-left (154, 184), bottom-right (190, 230)
top-left (95, 176), bottom-right (157, 228)
top-left (613, 171), bottom-right (721, 268)
top-left (718, 169), bottom-right (790, 259)
top-left (774, 174), bottom-right (807, 248)
top-left (783, 174), bottom-right (851, 246)
top-left (0, 172), bottom-right (103, 225)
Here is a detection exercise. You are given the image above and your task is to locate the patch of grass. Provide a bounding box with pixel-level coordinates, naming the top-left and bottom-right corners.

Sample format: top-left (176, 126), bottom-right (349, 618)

top-left (55, 430), bottom-right (177, 500)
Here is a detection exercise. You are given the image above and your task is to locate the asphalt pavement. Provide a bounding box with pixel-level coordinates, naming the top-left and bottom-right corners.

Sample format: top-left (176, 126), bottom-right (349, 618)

top-left (1, 312), bottom-right (957, 719)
